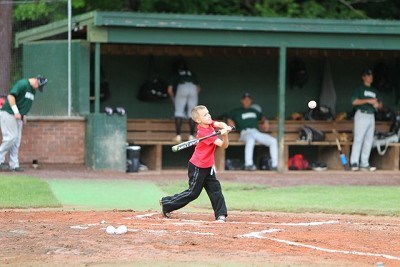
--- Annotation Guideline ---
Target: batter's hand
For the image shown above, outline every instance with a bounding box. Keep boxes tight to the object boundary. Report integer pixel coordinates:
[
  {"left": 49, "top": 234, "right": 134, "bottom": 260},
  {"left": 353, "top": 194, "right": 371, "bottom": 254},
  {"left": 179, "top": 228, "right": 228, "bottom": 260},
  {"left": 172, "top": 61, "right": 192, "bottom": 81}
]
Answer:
[{"left": 220, "top": 128, "right": 228, "bottom": 135}]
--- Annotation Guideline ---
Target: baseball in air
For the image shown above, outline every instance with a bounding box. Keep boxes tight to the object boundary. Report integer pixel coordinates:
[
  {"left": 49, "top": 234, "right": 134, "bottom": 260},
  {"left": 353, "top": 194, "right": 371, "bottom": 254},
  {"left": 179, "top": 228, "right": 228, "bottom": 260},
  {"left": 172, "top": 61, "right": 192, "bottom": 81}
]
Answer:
[
  {"left": 115, "top": 225, "right": 128, "bottom": 235},
  {"left": 308, "top": 100, "right": 317, "bottom": 109},
  {"left": 106, "top": 225, "right": 116, "bottom": 234}
]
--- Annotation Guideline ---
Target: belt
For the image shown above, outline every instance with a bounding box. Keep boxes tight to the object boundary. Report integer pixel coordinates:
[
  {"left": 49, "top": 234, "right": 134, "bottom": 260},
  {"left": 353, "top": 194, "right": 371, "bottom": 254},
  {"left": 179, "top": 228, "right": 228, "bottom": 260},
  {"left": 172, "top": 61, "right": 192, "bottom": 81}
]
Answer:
[{"left": 359, "top": 110, "right": 374, "bottom": 114}]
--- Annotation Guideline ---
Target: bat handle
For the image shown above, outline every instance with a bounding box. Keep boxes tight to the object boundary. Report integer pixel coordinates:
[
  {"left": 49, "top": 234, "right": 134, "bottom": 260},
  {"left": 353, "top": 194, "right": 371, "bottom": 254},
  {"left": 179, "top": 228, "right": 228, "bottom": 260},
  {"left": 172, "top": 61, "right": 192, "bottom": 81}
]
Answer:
[
  {"left": 339, "top": 154, "right": 347, "bottom": 165},
  {"left": 217, "top": 125, "right": 234, "bottom": 136}
]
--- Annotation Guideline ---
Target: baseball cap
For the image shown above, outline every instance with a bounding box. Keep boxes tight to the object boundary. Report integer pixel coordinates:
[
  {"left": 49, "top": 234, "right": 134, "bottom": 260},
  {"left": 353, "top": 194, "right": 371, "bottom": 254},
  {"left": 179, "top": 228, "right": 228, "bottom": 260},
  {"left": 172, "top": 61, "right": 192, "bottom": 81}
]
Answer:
[
  {"left": 242, "top": 92, "right": 252, "bottom": 99},
  {"left": 37, "top": 75, "right": 48, "bottom": 92},
  {"left": 362, "top": 68, "right": 373, "bottom": 76}
]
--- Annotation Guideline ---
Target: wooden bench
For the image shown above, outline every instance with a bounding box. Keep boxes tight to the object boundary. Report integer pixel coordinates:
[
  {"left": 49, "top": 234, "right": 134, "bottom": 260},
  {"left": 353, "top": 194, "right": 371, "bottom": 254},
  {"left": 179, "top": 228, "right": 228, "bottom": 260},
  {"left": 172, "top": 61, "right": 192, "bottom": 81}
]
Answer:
[
  {"left": 127, "top": 119, "right": 399, "bottom": 171},
  {"left": 218, "top": 120, "right": 399, "bottom": 171},
  {"left": 127, "top": 119, "right": 193, "bottom": 171}
]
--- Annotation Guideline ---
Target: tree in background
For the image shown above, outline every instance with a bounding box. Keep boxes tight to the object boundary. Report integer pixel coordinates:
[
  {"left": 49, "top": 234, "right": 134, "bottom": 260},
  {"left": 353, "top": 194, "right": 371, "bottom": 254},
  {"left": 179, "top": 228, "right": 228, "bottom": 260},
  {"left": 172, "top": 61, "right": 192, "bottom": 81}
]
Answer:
[
  {"left": 134, "top": 0, "right": 400, "bottom": 19},
  {"left": 2, "top": 0, "right": 400, "bottom": 92},
  {"left": 254, "top": 0, "right": 367, "bottom": 19},
  {"left": 0, "top": 0, "right": 12, "bottom": 95},
  {"left": 11, "top": 0, "right": 400, "bottom": 21}
]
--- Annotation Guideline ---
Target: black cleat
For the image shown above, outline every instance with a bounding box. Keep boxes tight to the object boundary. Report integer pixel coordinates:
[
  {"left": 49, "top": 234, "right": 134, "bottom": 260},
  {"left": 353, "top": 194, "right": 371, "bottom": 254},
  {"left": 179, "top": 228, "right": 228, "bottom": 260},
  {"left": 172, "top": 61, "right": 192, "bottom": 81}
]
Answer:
[
  {"left": 12, "top": 167, "right": 24, "bottom": 172},
  {"left": 159, "top": 197, "right": 171, "bottom": 218}
]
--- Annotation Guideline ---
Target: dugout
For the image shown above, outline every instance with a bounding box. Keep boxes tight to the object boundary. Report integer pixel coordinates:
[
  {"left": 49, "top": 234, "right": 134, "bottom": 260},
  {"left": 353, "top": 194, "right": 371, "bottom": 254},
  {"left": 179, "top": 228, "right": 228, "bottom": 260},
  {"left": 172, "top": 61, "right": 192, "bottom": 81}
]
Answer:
[{"left": 15, "top": 11, "right": 400, "bottom": 171}]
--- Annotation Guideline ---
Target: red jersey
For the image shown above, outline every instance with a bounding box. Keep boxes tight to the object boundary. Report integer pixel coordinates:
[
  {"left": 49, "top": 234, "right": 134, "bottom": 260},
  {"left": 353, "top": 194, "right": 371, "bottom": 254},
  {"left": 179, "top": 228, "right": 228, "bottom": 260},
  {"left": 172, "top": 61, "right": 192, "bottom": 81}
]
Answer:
[{"left": 189, "top": 121, "right": 218, "bottom": 168}]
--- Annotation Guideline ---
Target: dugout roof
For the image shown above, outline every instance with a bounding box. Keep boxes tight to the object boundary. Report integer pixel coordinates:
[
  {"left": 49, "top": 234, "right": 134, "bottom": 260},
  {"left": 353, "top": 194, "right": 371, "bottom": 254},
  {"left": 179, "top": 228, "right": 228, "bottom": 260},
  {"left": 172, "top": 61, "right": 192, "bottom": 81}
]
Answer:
[{"left": 16, "top": 10, "right": 400, "bottom": 51}]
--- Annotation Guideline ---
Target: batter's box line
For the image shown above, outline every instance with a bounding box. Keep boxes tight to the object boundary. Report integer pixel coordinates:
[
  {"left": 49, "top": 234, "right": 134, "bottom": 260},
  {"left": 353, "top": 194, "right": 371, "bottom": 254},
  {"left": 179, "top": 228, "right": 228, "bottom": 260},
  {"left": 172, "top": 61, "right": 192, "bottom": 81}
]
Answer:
[
  {"left": 239, "top": 230, "right": 400, "bottom": 261},
  {"left": 126, "top": 212, "right": 342, "bottom": 227},
  {"left": 70, "top": 220, "right": 107, "bottom": 229},
  {"left": 102, "top": 227, "right": 215, "bottom": 236},
  {"left": 269, "top": 237, "right": 400, "bottom": 261}
]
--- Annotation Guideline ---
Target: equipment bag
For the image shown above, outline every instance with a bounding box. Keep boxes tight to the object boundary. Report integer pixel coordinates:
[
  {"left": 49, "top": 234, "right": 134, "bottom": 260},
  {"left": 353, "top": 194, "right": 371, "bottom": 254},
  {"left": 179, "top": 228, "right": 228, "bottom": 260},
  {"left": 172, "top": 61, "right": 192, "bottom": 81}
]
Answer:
[
  {"left": 299, "top": 125, "right": 325, "bottom": 143},
  {"left": 372, "top": 112, "right": 400, "bottom": 155},
  {"left": 305, "top": 105, "right": 334, "bottom": 121},
  {"left": 372, "top": 132, "right": 399, "bottom": 155},
  {"left": 137, "top": 56, "right": 168, "bottom": 102},
  {"left": 389, "top": 112, "right": 400, "bottom": 135},
  {"left": 225, "top": 159, "right": 243, "bottom": 170},
  {"left": 288, "top": 154, "right": 309, "bottom": 170},
  {"left": 137, "top": 78, "right": 168, "bottom": 101},
  {"left": 258, "top": 154, "right": 272, "bottom": 170}
]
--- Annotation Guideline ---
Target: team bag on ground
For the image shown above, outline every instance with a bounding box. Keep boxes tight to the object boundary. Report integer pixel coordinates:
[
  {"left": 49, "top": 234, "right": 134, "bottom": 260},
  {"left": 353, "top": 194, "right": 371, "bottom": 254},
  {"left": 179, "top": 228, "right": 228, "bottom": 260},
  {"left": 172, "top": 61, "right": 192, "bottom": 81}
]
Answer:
[{"left": 288, "top": 154, "right": 309, "bottom": 170}]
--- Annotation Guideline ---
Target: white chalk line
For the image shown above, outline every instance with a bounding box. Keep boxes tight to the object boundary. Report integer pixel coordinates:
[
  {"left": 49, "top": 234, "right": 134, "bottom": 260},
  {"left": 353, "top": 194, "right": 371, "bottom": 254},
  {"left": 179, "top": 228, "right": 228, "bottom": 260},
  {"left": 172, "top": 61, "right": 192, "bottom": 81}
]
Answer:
[
  {"left": 266, "top": 220, "right": 339, "bottom": 226},
  {"left": 70, "top": 220, "right": 106, "bottom": 229},
  {"left": 269, "top": 237, "right": 400, "bottom": 261},
  {"left": 238, "top": 229, "right": 400, "bottom": 261},
  {"left": 239, "top": 229, "right": 281, "bottom": 238},
  {"left": 123, "top": 212, "right": 161, "bottom": 220},
  {"left": 130, "top": 212, "right": 341, "bottom": 227},
  {"left": 100, "top": 227, "right": 214, "bottom": 236}
]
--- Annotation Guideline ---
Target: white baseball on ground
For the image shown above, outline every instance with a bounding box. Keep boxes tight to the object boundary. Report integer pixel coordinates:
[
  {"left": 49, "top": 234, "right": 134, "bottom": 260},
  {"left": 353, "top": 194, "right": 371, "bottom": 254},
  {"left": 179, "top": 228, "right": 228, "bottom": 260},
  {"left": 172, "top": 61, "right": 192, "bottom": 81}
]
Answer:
[
  {"left": 308, "top": 100, "right": 317, "bottom": 109},
  {"left": 106, "top": 225, "right": 116, "bottom": 234},
  {"left": 115, "top": 225, "right": 128, "bottom": 235}
]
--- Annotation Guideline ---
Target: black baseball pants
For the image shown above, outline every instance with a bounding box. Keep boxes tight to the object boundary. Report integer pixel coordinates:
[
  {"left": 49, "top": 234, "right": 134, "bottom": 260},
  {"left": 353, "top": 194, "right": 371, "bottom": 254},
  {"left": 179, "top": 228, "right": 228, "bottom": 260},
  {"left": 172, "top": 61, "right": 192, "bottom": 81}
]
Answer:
[{"left": 161, "top": 161, "right": 227, "bottom": 219}]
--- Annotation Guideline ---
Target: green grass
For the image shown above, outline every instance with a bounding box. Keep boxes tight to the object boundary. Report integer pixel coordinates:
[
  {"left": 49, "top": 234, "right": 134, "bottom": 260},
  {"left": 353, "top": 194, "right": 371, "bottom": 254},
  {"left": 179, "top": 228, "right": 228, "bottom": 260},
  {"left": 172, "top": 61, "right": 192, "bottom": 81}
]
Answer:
[
  {"left": 0, "top": 176, "right": 61, "bottom": 208},
  {"left": 161, "top": 181, "right": 400, "bottom": 216},
  {"left": 47, "top": 179, "right": 165, "bottom": 210},
  {"left": 1, "top": 176, "right": 399, "bottom": 216}
]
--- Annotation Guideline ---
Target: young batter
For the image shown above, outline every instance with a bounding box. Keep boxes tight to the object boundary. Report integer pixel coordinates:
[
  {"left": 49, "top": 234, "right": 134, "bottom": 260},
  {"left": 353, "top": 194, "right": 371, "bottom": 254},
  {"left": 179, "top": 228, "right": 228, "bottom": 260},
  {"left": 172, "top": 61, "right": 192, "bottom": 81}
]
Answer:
[{"left": 159, "top": 105, "right": 233, "bottom": 222}]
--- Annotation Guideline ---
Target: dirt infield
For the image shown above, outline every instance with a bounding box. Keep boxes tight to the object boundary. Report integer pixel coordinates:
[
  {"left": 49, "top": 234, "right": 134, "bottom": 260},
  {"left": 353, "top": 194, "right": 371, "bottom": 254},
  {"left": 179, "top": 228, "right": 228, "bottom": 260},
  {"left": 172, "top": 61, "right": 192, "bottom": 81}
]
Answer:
[
  {"left": 1, "top": 165, "right": 400, "bottom": 266},
  {"left": 1, "top": 210, "right": 399, "bottom": 266}
]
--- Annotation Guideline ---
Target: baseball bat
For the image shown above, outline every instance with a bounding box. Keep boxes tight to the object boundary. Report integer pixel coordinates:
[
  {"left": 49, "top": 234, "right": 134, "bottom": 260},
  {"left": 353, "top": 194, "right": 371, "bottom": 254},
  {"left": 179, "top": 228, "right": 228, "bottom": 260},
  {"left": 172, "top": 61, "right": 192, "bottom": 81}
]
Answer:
[
  {"left": 172, "top": 126, "right": 235, "bottom": 152},
  {"left": 332, "top": 129, "right": 350, "bottom": 170}
]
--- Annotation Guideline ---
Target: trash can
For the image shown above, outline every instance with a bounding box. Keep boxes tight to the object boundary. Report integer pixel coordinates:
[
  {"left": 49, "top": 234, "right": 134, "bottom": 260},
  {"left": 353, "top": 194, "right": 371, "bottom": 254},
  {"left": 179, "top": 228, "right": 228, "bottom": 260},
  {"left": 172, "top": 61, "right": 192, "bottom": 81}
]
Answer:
[{"left": 126, "top": 146, "right": 141, "bottom": 173}]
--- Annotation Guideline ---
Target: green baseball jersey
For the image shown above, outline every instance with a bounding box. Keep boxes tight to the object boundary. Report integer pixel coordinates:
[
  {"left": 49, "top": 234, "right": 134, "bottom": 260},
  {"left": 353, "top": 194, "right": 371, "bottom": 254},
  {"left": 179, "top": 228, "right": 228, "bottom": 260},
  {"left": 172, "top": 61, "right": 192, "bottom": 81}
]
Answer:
[
  {"left": 227, "top": 107, "right": 262, "bottom": 131},
  {"left": 351, "top": 85, "right": 380, "bottom": 113},
  {"left": 1, "top": 78, "right": 36, "bottom": 116}
]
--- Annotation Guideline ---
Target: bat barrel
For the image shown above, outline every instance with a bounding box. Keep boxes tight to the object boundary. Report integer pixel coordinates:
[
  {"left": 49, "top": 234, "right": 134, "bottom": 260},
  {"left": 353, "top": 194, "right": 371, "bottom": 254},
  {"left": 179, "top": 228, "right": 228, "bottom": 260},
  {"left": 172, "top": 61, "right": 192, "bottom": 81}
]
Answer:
[{"left": 172, "top": 139, "right": 199, "bottom": 152}]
